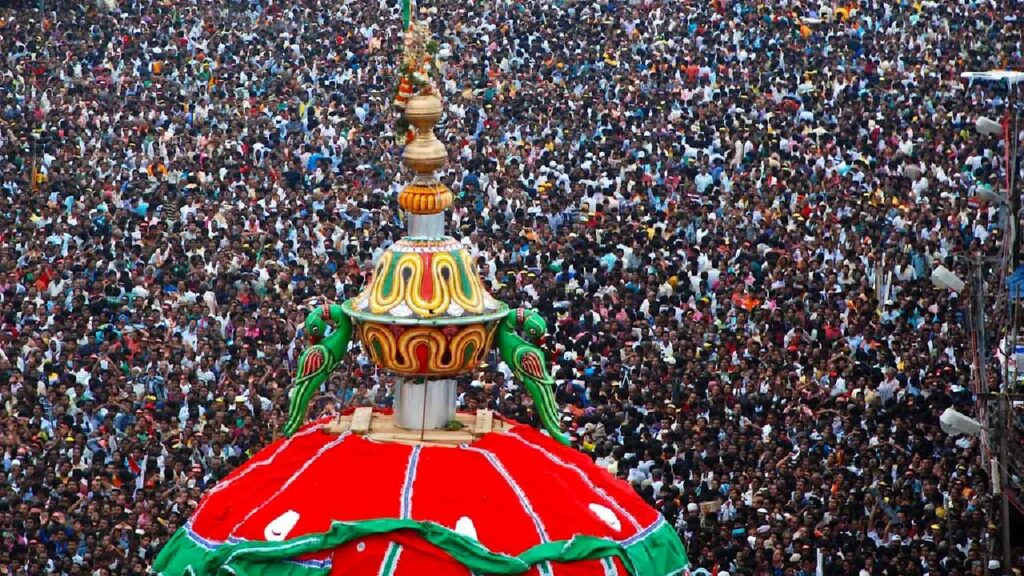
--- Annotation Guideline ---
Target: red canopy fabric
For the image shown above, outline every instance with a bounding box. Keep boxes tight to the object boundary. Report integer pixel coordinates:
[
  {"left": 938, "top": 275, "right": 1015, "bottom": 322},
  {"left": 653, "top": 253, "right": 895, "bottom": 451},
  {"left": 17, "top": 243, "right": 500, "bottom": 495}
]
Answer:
[{"left": 158, "top": 417, "right": 686, "bottom": 576}]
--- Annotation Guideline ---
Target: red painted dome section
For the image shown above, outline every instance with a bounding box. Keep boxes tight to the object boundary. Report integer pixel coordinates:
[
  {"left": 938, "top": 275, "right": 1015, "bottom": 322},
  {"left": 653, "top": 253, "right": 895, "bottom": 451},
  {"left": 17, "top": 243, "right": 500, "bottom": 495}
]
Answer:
[{"left": 176, "top": 417, "right": 671, "bottom": 575}]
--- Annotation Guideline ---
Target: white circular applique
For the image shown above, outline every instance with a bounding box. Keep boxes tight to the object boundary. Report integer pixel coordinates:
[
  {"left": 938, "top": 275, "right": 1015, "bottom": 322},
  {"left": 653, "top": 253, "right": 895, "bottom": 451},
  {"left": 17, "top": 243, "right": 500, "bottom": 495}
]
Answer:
[
  {"left": 391, "top": 303, "right": 414, "bottom": 317},
  {"left": 356, "top": 541, "right": 366, "bottom": 552},
  {"left": 356, "top": 298, "right": 369, "bottom": 310},
  {"left": 589, "top": 503, "right": 621, "bottom": 532},
  {"left": 447, "top": 302, "right": 465, "bottom": 317},
  {"left": 455, "top": 516, "right": 478, "bottom": 541},
  {"left": 263, "top": 510, "right": 300, "bottom": 541}
]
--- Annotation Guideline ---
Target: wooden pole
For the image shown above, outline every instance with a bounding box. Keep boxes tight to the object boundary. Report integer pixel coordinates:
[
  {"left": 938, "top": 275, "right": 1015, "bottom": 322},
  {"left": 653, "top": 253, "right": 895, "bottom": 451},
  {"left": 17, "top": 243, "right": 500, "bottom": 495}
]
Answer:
[{"left": 420, "top": 378, "right": 428, "bottom": 442}]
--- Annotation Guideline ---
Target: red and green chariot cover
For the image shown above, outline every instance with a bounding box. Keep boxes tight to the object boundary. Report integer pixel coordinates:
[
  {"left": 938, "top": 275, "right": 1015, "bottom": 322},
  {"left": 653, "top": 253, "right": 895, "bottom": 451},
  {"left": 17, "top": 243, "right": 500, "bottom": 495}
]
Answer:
[{"left": 153, "top": 417, "right": 689, "bottom": 576}]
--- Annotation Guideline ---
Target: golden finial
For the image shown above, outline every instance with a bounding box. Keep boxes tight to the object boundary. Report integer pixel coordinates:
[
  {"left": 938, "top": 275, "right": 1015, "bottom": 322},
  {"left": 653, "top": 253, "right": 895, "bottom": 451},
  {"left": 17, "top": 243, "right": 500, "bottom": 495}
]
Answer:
[
  {"left": 398, "top": 94, "right": 453, "bottom": 215},
  {"left": 394, "top": 20, "right": 452, "bottom": 216}
]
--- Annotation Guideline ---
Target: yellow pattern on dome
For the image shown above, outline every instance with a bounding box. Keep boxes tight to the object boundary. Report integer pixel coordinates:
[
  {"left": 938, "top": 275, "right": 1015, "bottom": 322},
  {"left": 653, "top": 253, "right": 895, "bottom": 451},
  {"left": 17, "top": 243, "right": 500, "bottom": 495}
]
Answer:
[
  {"left": 361, "top": 248, "right": 487, "bottom": 317},
  {"left": 358, "top": 323, "right": 497, "bottom": 377}
]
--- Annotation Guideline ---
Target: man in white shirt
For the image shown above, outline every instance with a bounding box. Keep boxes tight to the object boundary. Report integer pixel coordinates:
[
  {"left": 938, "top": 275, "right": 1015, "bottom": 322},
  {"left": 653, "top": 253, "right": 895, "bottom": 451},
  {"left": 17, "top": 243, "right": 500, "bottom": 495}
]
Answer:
[{"left": 694, "top": 166, "right": 714, "bottom": 194}]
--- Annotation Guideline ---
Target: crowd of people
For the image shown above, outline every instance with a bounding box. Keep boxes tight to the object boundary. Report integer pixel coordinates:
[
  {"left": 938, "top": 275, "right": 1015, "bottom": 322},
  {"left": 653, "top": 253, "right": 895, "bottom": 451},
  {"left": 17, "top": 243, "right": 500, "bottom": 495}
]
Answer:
[{"left": 0, "top": 0, "right": 1022, "bottom": 574}]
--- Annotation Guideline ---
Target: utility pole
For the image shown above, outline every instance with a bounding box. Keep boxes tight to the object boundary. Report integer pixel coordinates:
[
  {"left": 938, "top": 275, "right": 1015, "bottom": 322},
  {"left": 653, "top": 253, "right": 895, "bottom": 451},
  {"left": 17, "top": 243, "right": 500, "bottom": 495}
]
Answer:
[
  {"left": 1002, "top": 385, "right": 1012, "bottom": 573},
  {"left": 977, "top": 252, "right": 988, "bottom": 396},
  {"left": 1006, "top": 80, "right": 1022, "bottom": 575},
  {"left": 974, "top": 251, "right": 1000, "bottom": 576},
  {"left": 1001, "top": 81, "right": 1020, "bottom": 576}
]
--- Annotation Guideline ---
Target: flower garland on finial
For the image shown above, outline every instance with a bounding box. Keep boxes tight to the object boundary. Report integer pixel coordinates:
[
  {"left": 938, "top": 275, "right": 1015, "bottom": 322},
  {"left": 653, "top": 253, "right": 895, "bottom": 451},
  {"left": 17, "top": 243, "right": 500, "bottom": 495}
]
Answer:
[{"left": 394, "top": 16, "right": 440, "bottom": 146}]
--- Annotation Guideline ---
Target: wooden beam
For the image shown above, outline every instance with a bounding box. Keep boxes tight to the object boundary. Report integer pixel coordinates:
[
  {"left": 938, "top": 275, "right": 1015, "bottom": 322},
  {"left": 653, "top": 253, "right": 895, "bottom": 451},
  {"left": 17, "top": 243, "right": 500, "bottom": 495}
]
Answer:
[
  {"left": 474, "top": 410, "right": 494, "bottom": 436},
  {"left": 320, "top": 410, "right": 508, "bottom": 444},
  {"left": 350, "top": 407, "right": 373, "bottom": 434}
]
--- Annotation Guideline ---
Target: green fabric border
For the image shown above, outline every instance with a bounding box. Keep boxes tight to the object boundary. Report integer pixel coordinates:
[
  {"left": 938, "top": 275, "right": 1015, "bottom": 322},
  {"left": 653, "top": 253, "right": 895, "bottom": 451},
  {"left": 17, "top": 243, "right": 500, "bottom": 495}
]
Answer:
[
  {"left": 153, "top": 518, "right": 687, "bottom": 576},
  {"left": 153, "top": 529, "right": 328, "bottom": 576}
]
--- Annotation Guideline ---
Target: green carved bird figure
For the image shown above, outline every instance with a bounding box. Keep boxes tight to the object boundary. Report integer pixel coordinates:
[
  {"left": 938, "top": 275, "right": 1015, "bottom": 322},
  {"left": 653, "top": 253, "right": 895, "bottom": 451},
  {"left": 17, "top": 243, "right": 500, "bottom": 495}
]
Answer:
[
  {"left": 283, "top": 303, "right": 353, "bottom": 437},
  {"left": 495, "top": 308, "right": 569, "bottom": 445}
]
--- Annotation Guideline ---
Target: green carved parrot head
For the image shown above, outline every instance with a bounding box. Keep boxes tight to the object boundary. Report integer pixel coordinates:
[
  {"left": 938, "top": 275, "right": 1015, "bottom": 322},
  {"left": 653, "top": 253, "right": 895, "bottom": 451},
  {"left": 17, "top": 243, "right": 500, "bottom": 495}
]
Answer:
[
  {"left": 521, "top": 310, "right": 548, "bottom": 344},
  {"left": 304, "top": 305, "right": 329, "bottom": 344}
]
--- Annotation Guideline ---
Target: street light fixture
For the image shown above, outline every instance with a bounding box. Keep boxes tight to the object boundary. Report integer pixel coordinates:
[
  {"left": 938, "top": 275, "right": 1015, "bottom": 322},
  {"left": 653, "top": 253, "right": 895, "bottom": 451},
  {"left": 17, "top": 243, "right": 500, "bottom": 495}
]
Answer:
[
  {"left": 977, "top": 187, "right": 1009, "bottom": 206},
  {"left": 940, "top": 407, "right": 984, "bottom": 437},
  {"left": 977, "top": 116, "right": 1004, "bottom": 137},
  {"left": 930, "top": 265, "right": 966, "bottom": 292}
]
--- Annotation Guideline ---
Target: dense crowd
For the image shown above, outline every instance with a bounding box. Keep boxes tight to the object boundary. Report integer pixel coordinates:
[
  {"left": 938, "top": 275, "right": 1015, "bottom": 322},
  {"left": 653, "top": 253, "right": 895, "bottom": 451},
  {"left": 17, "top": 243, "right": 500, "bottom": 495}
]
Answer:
[{"left": 1, "top": 0, "right": 1023, "bottom": 574}]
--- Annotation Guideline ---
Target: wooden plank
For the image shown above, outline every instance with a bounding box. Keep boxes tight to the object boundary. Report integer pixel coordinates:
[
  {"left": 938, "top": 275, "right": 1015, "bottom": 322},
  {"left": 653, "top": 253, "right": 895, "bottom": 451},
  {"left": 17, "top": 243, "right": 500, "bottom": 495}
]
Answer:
[
  {"left": 474, "top": 410, "right": 493, "bottom": 436},
  {"left": 367, "top": 430, "right": 476, "bottom": 446},
  {"left": 455, "top": 412, "right": 477, "bottom": 429},
  {"left": 321, "top": 419, "right": 350, "bottom": 435},
  {"left": 350, "top": 407, "right": 373, "bottom": 434},
  {"left": 320, "top": 411, "right": 510, "bottom": 444}
]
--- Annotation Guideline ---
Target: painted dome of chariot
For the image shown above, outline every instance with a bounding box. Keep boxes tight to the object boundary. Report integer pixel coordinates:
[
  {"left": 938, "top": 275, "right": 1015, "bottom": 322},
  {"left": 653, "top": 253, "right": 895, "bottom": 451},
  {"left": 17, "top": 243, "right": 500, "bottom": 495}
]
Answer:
[
  {"left": 341, "top": 237, "right": 508, "bottom": 378},
  {"left": 344, "top": 237, "right": 505, "bottom": 323}
]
